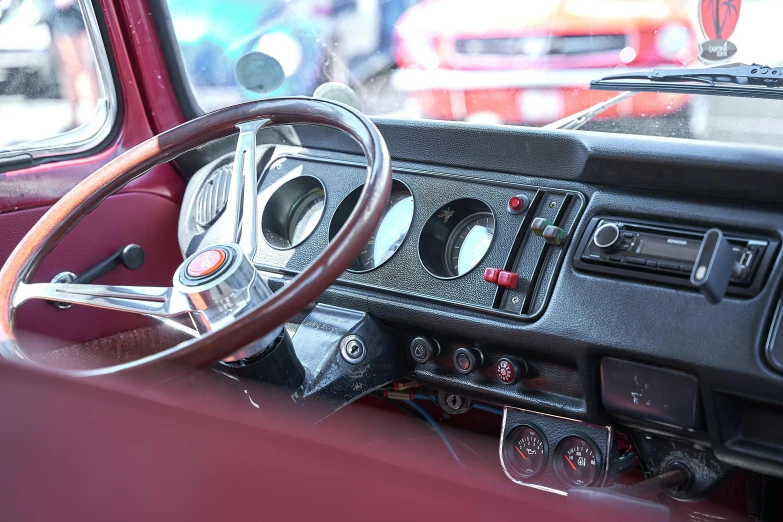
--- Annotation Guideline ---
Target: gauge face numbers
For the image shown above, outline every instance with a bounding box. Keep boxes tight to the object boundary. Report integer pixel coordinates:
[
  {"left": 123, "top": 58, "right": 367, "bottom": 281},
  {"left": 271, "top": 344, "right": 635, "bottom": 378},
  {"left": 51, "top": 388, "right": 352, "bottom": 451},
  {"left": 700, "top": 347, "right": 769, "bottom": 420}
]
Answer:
[
  {"left": 287, "top": 189, "right": 326, "bottom": 246},
  {"left": 503, "top": 425, "right": 547, "bottom": 479},
  {"left": 445, "top": 212, "right": 495, "bottom": 277},
  {"left": 554, "top": 436, "right": 601, "bottom": 487},
  {"left": 352, "top": 190, "right": 415, "bottom": 272}
]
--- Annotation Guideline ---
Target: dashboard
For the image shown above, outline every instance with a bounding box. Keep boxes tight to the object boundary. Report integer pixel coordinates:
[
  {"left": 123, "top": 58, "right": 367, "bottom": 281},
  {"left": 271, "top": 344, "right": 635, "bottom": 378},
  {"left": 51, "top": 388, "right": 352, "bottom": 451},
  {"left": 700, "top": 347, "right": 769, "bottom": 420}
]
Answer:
[{"left": 176, "top": 120, "right": 783, "bottom": 496}]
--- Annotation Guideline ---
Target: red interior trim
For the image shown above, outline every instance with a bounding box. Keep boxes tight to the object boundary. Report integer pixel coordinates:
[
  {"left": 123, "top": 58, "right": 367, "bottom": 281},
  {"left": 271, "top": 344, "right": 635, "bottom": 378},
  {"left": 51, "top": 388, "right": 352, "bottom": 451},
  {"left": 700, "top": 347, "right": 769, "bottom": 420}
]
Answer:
[{"left": 0, "top": 0, "right": 186, "bottom": 214}]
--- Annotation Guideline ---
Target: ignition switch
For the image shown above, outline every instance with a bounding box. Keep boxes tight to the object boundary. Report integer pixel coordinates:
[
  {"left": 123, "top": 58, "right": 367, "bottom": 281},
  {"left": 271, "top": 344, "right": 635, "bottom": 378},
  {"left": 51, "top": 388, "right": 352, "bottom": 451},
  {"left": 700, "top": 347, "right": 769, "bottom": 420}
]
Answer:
[{"left": 437, "top": 390, "right": 473, "bottom": 415}]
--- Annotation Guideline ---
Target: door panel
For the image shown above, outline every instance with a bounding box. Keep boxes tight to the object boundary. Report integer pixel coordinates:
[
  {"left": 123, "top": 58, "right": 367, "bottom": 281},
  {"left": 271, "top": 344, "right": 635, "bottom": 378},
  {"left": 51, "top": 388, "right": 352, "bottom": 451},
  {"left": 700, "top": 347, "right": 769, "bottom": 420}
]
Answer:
[
  {"left": 6, "top": 192, "right": 182, "bottom": 347},
  {"left": 0, "top": 0, "right": 187, "bottom": 347}
]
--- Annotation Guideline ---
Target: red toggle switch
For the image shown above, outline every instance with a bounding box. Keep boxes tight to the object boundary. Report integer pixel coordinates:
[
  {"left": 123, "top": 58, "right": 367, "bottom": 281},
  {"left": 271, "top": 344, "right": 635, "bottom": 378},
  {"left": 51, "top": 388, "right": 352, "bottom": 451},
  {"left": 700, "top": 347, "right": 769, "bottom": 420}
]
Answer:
[
  {"left": 483, "top": 267, "right": 501, "bottom": 284},
  {"left": 497, "top": 271, "right": 519, "bottom": 289}
]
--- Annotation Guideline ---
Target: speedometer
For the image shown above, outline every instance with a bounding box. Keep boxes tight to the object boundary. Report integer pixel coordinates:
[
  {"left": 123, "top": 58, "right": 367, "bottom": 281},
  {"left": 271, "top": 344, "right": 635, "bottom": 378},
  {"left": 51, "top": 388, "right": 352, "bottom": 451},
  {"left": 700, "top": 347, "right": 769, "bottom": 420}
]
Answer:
[
  {"left": 329, "top": 180, "right": 414, "bottom": 272},
  {"left": 352, "top": 191, "right": 414, "bottom": 271}
]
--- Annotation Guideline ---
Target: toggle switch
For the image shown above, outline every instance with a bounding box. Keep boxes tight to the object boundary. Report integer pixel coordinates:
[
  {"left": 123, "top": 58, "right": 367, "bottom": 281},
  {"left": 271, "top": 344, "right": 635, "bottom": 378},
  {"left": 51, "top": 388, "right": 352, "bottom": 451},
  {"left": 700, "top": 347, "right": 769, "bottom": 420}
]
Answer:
[
  {"left": 542, "top": 225, "right": 567, "bottom": 245},
  {"left": 483, "top": 267, "right": 501, "bottom": 284},
  {"left": 531, "top": 218, "right": 553, "bottom": 236},
  {"left": 497, "top": 271, "right": 519, "bottom": 289}
]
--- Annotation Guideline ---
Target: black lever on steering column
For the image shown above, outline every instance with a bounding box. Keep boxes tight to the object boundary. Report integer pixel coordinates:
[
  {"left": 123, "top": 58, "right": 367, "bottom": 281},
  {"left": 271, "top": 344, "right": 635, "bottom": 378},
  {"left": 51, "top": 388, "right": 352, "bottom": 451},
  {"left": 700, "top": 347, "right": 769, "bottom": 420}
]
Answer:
[{"left": 49, "top": 244, "right": 145, "bottom": 309}]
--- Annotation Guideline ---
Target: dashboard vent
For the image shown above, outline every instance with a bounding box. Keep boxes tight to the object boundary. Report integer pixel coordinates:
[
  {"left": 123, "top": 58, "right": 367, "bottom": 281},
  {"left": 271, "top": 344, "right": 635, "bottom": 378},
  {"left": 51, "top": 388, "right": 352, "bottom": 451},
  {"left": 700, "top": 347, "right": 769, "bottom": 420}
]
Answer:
[{"left": 195, "top": 162, "right": 233, "bottom": 227}]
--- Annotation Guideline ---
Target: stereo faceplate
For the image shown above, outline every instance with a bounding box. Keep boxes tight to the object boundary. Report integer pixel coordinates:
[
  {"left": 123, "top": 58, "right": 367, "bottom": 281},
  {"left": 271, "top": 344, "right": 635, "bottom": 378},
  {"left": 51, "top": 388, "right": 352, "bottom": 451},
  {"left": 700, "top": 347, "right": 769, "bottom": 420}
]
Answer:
[{"left": 574, "top": 217, "right": 778, "bottom": 298}]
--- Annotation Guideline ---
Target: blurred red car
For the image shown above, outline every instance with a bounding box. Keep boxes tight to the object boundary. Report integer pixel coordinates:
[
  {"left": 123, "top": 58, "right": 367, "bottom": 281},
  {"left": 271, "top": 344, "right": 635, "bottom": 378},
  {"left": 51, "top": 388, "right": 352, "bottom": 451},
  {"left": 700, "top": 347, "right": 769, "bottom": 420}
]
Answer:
[{"left": 392, "top": 0, "right": 697, "bottom": 124}]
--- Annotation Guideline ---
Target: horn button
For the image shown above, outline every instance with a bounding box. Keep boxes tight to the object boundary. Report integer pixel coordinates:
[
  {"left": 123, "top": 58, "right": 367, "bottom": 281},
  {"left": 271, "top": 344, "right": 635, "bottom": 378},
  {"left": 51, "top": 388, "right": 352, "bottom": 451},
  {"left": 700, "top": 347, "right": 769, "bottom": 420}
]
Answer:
[{"left": 187, "top": 249, "right": 227, "bottom": 278}]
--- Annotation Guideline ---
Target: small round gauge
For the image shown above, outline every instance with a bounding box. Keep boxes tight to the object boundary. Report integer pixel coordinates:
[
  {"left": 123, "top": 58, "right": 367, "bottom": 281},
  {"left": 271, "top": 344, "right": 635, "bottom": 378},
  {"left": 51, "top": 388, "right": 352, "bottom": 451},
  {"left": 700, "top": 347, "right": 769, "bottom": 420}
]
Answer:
[
  {"left": 445, "top": 212, "right": 495, "bottom": 276},
  {"left": 329, "top": 180, "right": 414, "bottom": 272},
  {"left": 502, "top": 425, "right": 548, "bottom": 479},
  {"left": 287, "top": 189, "right": 325, "bottom": 246},
  {"left": 262, "top": 176, "right": 326, "bottom": 249},
  {"left": 419, "top": 199, "right": 496, "bottom": 279},
  {"left": 553, "top": 436, "right": 602, "bottom": 487}
]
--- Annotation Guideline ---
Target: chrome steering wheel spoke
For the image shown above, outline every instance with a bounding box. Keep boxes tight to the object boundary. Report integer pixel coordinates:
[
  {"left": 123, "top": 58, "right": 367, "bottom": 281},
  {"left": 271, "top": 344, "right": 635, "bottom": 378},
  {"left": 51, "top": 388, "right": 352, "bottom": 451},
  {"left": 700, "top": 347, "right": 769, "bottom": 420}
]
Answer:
[
  {"left": 224, "top": 119, "right": 270, "bottom": 259},
  {"left": 13, "top": 282, "right": 194, "bottom": 318}
]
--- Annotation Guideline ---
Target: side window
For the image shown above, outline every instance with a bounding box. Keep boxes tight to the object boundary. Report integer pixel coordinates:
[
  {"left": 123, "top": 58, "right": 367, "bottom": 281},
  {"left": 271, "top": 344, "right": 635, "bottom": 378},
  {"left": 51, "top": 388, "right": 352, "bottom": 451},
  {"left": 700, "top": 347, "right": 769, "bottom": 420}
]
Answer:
[{"left": 0, "top": 0, "right": 116, "bottom": 158}]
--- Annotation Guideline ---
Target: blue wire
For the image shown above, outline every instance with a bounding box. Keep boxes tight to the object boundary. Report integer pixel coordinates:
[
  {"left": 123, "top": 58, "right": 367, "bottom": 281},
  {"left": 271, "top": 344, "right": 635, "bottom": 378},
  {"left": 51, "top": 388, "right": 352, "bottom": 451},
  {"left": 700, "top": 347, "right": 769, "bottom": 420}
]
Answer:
[
  {"left": 471, "top": 403, "right": 504, "bottom": 416},
  {"left": 404, "top": 400, "right": 465, "bottom": 467}
]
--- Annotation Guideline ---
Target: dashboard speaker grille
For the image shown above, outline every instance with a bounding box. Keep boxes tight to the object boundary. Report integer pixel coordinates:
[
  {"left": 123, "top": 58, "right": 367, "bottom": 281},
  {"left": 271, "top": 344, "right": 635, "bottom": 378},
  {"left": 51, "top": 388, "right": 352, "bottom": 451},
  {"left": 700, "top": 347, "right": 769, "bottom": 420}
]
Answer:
[{"left": 195, "top": 162, "right": 233, "bottom": 227}]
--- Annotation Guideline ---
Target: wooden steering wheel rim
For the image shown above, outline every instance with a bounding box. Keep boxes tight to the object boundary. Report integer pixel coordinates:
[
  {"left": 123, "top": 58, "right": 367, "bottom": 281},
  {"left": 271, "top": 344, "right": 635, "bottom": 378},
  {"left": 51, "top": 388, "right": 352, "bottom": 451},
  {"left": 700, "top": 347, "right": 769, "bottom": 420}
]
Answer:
[{"left": 0, "top": 98, "right": 392, "bottom": 383}]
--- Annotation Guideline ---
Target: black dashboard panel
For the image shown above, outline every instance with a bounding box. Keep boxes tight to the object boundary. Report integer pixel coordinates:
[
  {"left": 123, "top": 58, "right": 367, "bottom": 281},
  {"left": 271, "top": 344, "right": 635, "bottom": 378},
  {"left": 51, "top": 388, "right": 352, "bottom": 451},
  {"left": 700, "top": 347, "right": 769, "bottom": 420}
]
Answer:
[
  {"left": 177, "top": 122, "right": 783, "bottom": 480},
  {"left": 180, "top": 148, "right": 584, "bottom": 320}
]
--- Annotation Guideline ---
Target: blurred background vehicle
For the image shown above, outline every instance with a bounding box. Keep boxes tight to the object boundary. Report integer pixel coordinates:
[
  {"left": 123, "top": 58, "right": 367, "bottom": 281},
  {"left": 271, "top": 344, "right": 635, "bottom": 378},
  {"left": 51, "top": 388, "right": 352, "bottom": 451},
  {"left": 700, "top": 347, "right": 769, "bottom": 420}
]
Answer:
[
  {"left": 6, "top": 0, "right": 782, "bottom": 151},
  {"left": 392, "top": 0, "right": 698, "bottom": 126},
  {"left": 0, "top": 0, "right": 58, "bottom": 98},
  {"left": 167, "top": 0, "right": 417, "bottom": 113}
]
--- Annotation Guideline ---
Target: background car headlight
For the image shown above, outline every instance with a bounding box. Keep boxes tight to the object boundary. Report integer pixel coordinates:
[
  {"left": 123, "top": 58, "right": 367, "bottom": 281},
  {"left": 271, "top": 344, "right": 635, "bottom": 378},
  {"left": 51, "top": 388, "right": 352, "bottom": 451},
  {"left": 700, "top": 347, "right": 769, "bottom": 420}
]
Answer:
[{"left": 656, "top": 24, "right": 691, "bottom": 62}]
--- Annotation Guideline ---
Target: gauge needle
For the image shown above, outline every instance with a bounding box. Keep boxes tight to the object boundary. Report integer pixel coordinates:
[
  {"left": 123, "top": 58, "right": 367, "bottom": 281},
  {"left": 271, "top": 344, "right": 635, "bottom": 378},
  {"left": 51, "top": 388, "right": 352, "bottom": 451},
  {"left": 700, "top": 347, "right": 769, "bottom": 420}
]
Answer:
[
  {"left": 565, "top": 455, "right": 577, "bottom": 471},
  {"left": 514, "top": 446, "right": 527, "bottom": 460}
]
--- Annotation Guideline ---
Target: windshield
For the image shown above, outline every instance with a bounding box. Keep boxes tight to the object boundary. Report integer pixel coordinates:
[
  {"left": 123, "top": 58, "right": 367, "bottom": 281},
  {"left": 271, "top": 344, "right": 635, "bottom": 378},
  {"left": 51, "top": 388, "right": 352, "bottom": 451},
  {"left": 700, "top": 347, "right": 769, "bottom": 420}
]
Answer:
[{"left": 163, "top": 0, "right": 783, "bottom": 147}]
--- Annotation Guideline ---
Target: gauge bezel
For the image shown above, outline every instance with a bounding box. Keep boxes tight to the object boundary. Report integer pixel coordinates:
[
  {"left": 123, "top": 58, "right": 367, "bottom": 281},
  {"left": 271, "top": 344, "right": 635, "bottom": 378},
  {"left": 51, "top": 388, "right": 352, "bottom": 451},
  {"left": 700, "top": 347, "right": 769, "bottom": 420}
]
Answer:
[
  {"left": 261, "top": 175, "right": 326, "bottom": 250},
  {"left": 552, "top": 434, "right": 603, "bottom": 488},
  {"left": 418, "top": 198, "right": 497, "bottom": 280},
  {"left": 502, "top": 424, "right": 549, "bottom": 480},
  {"left": 328, "top": 179, "right": 415, "bottom": 273}
]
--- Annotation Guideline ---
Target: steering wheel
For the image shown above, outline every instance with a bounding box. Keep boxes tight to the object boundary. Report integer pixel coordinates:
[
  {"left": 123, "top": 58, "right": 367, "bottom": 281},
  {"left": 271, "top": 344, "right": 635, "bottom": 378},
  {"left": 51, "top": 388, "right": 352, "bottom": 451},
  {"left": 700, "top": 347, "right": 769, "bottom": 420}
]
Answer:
[{"left": 0, "top": 98, "right": 392, "bottom": 383}]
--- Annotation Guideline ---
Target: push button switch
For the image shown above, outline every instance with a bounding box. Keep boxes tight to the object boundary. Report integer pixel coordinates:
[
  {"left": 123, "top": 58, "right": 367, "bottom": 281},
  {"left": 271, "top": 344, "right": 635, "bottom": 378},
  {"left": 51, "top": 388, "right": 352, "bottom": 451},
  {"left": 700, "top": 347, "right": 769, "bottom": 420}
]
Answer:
[
  {"left": 507, "top": 194, "right": 529, "bottom": 215},
  {"left": 453, "top": 347, "right": 483, "bottom": 375},
  {"left": 496, "top": 357, "right": 528, "bottom": 385},
  {"left": 410, "top": 336, "right": 440, "bottom": 364}
]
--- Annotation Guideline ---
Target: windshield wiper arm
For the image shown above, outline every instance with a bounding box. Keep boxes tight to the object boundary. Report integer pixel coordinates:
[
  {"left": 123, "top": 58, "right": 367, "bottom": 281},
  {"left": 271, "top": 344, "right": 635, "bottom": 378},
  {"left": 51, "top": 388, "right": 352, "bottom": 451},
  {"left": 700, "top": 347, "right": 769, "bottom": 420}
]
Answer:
[
  {"left": 544, "top": 91, "right": 634, "bottom": 130},
  {"left": 591, "top": 63, "right": 783, "bottom": 100}
]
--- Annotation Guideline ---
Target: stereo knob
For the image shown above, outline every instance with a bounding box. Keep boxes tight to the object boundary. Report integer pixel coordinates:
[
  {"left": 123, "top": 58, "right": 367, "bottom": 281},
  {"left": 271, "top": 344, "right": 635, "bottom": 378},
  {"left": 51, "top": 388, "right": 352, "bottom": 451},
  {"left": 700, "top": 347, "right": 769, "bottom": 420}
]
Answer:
[{"left": 593, "top": 223, "right": 621, "bottom": 250}]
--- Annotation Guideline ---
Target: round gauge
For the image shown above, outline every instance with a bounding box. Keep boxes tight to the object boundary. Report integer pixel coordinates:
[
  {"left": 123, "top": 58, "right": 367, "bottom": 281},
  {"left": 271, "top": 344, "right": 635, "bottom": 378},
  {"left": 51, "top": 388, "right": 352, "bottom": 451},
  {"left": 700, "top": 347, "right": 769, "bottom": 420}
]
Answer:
[
  {"left": 329, "top": 180, "right": 414, "bottom": 272},
  {"left": 286, "top": 189, "right": 325, "bottom": 246},
  {"left": 553, "top": 436, "right": 602, "bottom": 487},
  {"left": 445, "top": 212, "right": 495, "bottom": 276},
  {"left": 419, "top": 199, "right": 496, "bottom": 279},
  {"left": 502, "top": 425, "right": 548, "bottom": 479},
  {"left": 262, "top": 176, "right": 326, "bottom": 249}
]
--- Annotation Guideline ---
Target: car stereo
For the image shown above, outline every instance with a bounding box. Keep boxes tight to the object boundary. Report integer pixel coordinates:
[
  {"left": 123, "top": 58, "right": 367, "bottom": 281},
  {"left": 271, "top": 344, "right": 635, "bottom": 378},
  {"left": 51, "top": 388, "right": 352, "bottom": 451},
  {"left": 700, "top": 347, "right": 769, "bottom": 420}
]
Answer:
[{"left": 574, "top": 217, "right": 778, "bottom": 298}]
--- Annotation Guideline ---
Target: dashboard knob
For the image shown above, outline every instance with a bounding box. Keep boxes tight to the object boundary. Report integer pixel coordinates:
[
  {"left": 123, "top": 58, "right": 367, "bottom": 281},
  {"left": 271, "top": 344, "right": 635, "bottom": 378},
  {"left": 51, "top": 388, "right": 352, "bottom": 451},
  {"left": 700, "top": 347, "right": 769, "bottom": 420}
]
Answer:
[
  {"left": 496, "top": 356, "right": 528, "bottom": 385},
  {"left": 593, "top": 223, "right": 621, "bottom": 250},
  {"left": 453, "top": 347, "right": 483, "bottom": 375},
  {"left": 410, "top": 336, "right": 440, "bottom": 364}
]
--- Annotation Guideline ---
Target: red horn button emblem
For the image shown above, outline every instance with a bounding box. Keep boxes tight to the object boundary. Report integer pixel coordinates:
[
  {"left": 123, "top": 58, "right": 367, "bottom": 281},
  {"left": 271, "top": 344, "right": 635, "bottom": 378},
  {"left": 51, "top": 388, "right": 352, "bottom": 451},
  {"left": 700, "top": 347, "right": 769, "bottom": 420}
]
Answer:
[{"left": 187, "top": 249, "right": 227, "bottom": 278}]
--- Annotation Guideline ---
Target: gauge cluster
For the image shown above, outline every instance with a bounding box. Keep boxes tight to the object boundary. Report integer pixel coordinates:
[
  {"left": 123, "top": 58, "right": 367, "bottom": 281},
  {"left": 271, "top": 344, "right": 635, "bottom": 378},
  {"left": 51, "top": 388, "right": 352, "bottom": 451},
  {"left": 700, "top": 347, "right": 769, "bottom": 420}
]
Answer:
[
  {"left": 500, "top": 407, "right": 616, "bottom": 494},
  {"left": 178, "top": 146, "right": 584, "bottom": 321}
]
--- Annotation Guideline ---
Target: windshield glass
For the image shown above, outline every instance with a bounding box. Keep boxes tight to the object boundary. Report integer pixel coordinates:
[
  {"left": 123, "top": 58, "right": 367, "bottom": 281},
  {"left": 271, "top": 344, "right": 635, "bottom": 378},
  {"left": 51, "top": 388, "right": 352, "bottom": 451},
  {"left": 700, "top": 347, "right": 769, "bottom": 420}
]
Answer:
[{"left": 163, "top": 0, "right": 783, "bottom": 147}]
